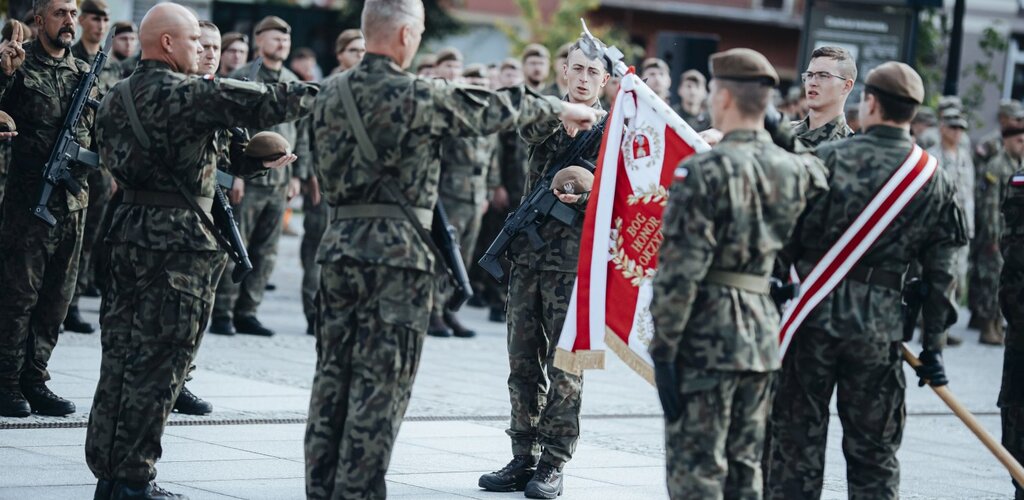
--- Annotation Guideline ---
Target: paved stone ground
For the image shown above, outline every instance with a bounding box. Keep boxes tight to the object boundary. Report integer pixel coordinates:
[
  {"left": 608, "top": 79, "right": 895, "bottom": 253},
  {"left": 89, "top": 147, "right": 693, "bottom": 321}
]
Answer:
[{"left": 0, "top": 215, "right": 1017, "bottom": 499}]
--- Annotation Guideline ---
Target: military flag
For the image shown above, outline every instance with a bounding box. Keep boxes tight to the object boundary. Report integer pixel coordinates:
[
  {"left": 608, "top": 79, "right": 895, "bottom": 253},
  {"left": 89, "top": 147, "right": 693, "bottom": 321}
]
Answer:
[{"left": 553, "top": 70, "right": 709, "bottom": 384}]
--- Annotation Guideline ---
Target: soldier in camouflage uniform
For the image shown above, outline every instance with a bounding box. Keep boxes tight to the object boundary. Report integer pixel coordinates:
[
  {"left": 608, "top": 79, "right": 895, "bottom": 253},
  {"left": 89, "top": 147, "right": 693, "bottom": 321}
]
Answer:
[
  {"left": 674, "top": 69, "right": 711, "bottom": 133},
  {"left": 303, "top": 2, "right": 602, "bottom": 497},
  {"left": 976, "top": 101, "right": 1024, "bottom": 166},
  {"left": 0, "top": 1, "right": 95, "bottom": 418},
  {"left": 791, "top": 46, "right": 855, "bottom": 149},
  {"left": 84, "top": 5, "right": 316, "bottom": 499},
  {"left": 972, "top": 129, "right": 1024, "bottom": 345},
  {"left": 477, "top": 39, "right": 607, "bottom": 500},
  {"left": 650, "top": 47, "right": 827, "bottom": 500},
  {"left": 928, "top": 109, "right": 974, "bottom": 311},
  {"left": 767, "top": 62, "right": 967, "bottom": 500},
  {"left": 0, "top": 21, "right": 19, "bottom": 210},
  {"left": 1000, "top": 164, "right": 1024, "bottom": 500},
  {"left": 210, "top": 16, "right": 312, "bottom": 337}
]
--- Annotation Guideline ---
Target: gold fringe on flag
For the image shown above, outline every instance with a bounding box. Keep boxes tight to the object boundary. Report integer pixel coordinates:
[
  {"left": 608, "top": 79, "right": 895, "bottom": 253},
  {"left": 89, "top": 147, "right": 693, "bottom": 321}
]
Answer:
[
  {"left": 604, "top": 328, "right": 655, "bottom": 386},
  {"left": 553, "top": 347, "right": 605, "bottom": 376}
]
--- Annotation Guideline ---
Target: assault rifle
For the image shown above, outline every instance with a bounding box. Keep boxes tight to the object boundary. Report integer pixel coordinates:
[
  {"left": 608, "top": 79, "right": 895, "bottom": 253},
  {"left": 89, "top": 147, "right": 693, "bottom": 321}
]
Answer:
[
  {"left": 32, "top": 30, "right": 115, "bottom": 226},
  {"left": 477, "top": 119, "right": 605, "bottom": 282},
  {"left": 433, "top": 199, "right": 474, "bottom": 311}
]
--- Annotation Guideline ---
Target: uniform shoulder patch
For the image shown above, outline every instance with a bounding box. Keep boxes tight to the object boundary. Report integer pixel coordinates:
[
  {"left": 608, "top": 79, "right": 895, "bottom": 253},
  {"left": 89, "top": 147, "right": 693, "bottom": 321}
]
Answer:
[
  {"left": 1011, "top": 172, "right": 1024, "bottom": 188},
  {"left": 673, "top": 166, "right": 688, "bottom": 182},
  {"left": 986, "top": 172, "right": 999, "bottom": 185}
]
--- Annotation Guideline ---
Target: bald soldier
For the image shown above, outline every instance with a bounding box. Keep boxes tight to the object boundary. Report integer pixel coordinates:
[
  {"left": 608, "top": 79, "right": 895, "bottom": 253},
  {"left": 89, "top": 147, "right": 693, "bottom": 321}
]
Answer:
[
  {"left": 767, "top": 62, "right": 966, "bottom": 500},
  {"left": 650, "top": 48, "right": 827, "bottom": 499},
  {"left": 303, "top": 0, "right": 602, "bottom": 497},
  {"left": 84, "top": 5, "right": 316, "bottom": 498}
]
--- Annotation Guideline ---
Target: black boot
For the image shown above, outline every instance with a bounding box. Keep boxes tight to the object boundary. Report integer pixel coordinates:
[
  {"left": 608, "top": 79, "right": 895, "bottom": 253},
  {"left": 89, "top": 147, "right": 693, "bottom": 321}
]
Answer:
[
  {"left": 64, "top": 306, "right": 95, "bottom": 334},
  {"left": 478, "top": 455, "right": 539, "bottom": 492},
  {"left": 111, "top": 481, "right": 188, "bottom": 500},
  {"left": 234, "top": 316, "right": 274, "bottom": 336},
  {"left": 207, "top": 317, "right": 234, "bottom": 335},
  {"left": 173, "top": 386, "right": 213, "bottom": 415},
  {"left": 488, "top": 307, "right": 506, "bottom": 323},
  {"left": 525, "top": 462, "right": 564, "bottom": 499},
  {"left": 21, "top": 383, "right": 76, "bottom": 416},
  {"left": 94, "top": 479, "right": 115, "bottom": 500},
  {"left": 443, "top": 310, "right": 476, "bottom": 338},
  {"left": 83, "top": 285, "right": 102, "bottom": 298},
  {"left": 0, "top": 387, "right": 30, "bottom": 417},
  {"left": 427, "top": 313, "right": 452, "bottom": 338}
]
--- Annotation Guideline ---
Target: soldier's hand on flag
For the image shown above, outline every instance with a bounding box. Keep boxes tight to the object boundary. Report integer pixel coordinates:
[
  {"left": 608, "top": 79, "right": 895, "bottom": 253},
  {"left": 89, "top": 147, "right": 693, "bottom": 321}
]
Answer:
[
  {"left": 559, "top": 104, "right": 606, "bottom": 137},
  {"left": 0, "top": 21, "right": 26, "bottom": 77}
]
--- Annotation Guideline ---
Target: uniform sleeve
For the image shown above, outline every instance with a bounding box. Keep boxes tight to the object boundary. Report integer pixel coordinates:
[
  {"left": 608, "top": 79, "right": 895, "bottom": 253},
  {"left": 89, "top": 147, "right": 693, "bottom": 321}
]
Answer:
[
  {"left": 777, "top": 150, "right": 831, "bottom": 272},
  {"left": 0, "top": 68, "right": 16, "bottom": 105},
  {"left": 486, "top": 135, "right": 501, "bottom": 192},
  {"left": 426, "top": 81, "right": 564, "bottom": 141},
  {"left": 648, "top": 155, "right": 718, "bottom": 362},
  {"left": 186, "top": 77, "right": 318, "bottom": 136},
  {"left": 291, "top": 114, "right": 313, "bottom": 180},
  {"left": 919, "top": 180, "right": 969, "bottom": 351},
  {"left": 975, "top": 159, "right": 1004, "bottom": 245}
]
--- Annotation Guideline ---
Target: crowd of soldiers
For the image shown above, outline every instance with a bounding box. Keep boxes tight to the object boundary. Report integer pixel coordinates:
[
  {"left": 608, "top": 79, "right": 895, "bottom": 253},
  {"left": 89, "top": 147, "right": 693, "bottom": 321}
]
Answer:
[{"left": 0, "top": 0, "right": 1021, "bottom": 499}]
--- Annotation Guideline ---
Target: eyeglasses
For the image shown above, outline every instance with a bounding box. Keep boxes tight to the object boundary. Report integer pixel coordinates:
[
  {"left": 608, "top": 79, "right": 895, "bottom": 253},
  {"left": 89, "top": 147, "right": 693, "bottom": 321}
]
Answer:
[{"left": 801, "top": 71, "right": 849, "bottom": 82}]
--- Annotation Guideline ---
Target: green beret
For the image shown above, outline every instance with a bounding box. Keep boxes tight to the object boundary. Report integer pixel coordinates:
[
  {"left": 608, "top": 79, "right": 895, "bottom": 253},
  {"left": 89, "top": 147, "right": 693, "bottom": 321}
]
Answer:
[
  {"left": 641, "top": 58, "right": 669, "bottom": 74},
  {"left": 245, "top": 132, "right": 290, "bottom": 160},
  {"left": 680, "top": 69, "right": 706, "bottom": 87},
  {"left": 113, "top": 21, "right": 136, "bottom": 36},
  {"left": 434, "top": 47, "right": 462, "bottom": 65},
  {"left": 221, "top": 32, "right": 247, "bottom": 50},
  {"left": 522, "top": 43, "right": 550, "bottom": 62},
  {"left": 80, "top": 0, "right": 109, "bottom": 17},
  {"left": 463, "top": 63, "right": 486, "bottom": 79},
  {"left": 865, "top": 61, "right": 924, "bottom": 104},
  {"left": 710, "top": 48, "right": 779, "bottom": 86},
  {"left": 254, "top": 16, "right": 290, "bottom": 35}
]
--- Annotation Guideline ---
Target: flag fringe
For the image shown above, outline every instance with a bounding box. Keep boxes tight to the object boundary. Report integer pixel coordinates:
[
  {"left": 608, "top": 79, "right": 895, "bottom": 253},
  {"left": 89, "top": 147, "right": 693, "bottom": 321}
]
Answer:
[
  {"left": 553, "top": 347, "right": 605, "bottom": 376},
  {"left": 603, "top": 329, "right": 655, "bottom": 386}
]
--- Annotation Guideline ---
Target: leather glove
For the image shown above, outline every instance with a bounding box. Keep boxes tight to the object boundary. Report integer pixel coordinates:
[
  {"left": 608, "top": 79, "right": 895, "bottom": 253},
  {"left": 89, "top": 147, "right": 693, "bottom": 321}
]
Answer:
[
  {"left": 653, "top": 361, "right": 682, "bottom": 421},
  {"left": 769, "top": 277, "right": 797, "bottom": 310},
  {"left": 914, "top": 349, "right": 948, "bottom": 387}
]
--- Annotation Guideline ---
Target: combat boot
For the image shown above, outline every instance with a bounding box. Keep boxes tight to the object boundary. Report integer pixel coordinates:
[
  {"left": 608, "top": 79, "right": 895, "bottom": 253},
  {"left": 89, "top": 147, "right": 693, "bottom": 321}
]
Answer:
[
  {"left": 173, "top": 386, "right": 213, "bottom": 415},
  {"left": 83, "top": 285, "right": 102, "bottom": 298},
  {"left": 94, "top": 479, "right": 114, "bottom": 500},
  {"left": 443, "top": 310, "right": 476, "bottom": 338},
  {"left": 234, "top": 316, "right": 274, "bottom": 337},
  {"left": 980, "top": 319, "right": 1005, "bottom": 345},
  {"left": 478, "top": 455, "right": 539, "bottom": 492},
  {"left": 428, "top": 313, "right": 452, "bottom": 338},
  {"left": 110, "top": 481, "right": 188, "bottom": 500},
  {"left": 64, "top": 306, "right": 95, "bottom": 334},
  {"left": 21, "top": 383, "right": 75, "bottom": 416},
  {"left": 488, "top": 306, "right": 506, "bottom": 323},
  {"left": 0, "top": 388, "right": 30, "bottom": 417},
  {"left": 207, "top": 317, "right": 234, "bottom": 336},
  {"left": 524, "top": 461, "right": 564, "bottom": 499}
]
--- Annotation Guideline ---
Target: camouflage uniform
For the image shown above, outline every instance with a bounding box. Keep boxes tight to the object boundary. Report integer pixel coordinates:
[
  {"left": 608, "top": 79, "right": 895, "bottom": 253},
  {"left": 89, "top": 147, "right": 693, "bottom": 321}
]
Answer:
[
  {"left": 305, "top": 54, "right": 567, "bottom": 499},
  {"left": 970, "top": 150, "right": 1020, "bottom": 323},
  {"left": 650, "top": 129, "right": 826, "bottom": 499},
  {"left": 0, "top": 140, "right": 9, "bottom": 207},
  {"left": 0, "top": 41, "right": 93, "bottom": 390},
  {"left": 212, "top": 62, "right": 311, "bottom": 324},
  {"left": 301, "top": 176, "right": 327, "bottom": 329},
  {"left": 975, "top": 128, "right": 1004, "bottom": 167},
  {"left": 767, "top": 125, "right": 967, "bottom": 500},
  {"left": 1000, "top": 169, "right": 1024, "bottom": 499},
  {"left": 84, "top": 59, "right": 316, "bottom": 483},
  {"left": 928, "top": 144, "right": 975, "bottom": 295},
  {"left": 790, "top": 114, "right": 853, "bottom": 149},
  {"left": 503, "top": 101, "right": 602, "bottom": 469}
]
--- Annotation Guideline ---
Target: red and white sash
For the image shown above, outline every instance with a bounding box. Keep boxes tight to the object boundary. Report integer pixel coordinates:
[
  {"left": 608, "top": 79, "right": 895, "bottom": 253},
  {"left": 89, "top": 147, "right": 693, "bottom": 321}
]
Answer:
[{"left": 778, "top": 145, "right": 938, "bottom": 358}]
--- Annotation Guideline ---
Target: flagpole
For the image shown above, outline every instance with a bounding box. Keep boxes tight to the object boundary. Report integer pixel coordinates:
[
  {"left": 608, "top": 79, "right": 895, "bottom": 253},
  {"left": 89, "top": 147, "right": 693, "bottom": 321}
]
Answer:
[{"left": 900, "top": 343, "right": 1024, "bottom": 485}]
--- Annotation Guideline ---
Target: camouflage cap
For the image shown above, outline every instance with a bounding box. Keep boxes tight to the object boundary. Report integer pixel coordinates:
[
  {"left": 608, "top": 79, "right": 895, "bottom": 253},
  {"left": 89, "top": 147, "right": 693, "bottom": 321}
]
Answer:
[
  {"left": 998, "top": 99, "right": 1024, "bottom": 119},
  {"left": 940, "top": 108, "right": 967, "bottom": 129},
  {"left": 552, "top": 166, "right": 594, "bottom": 195},
  {"left": 937, "top": 95, "right": 962, "bottom": 112},
  {"left": 112, "top": 21, "right": 136, "bottom": 36},
  {"left": 865, "top": 61, "right": 924, "bottom": 104},
  {"left": 680, "top": 69, "right": 706, "bottom": 87},
  {"left": 434, "top": 47, "right": 463, "bottom": 65},
  {"left": 254, "top": 16, "right": 290, "bottom": 35},
  {"left": 555, "top": 42, "right": 572, "bottom": 60},
  {"left": 335, "top": 29, "right": 363, "bottom": 54},
  {"left": 221, "top": 32, "right": 247, "bottom": 50},
  {"left": 500, "top": 57, "right": 521, "bottom": 72},
  {"left": 709, "top": 48, "right": 779, "bottom": 86},
  {"left": 245, "top": 131, "right": 290, "bottom": 160},
  {"left": 463, "top": 63, "right": 486, "bottom": 79},
  {"left": 0, "top": 110, "right": 16, "bottom": 132},
  {"left": 522, "top": 43, "right": 550, "bottom": 62},
  {"left": 641, "top": 57, "right": 669, "bottom": 74},
  {"left": 80, "top": 0, "right": 109, "bottom": 17},
  {"left": 912, "top": 106, "right": 937, "bottom": 126}
]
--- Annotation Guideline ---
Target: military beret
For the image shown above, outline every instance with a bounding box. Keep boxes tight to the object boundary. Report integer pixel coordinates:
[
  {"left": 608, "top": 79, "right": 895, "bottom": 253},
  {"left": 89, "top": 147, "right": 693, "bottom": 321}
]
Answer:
[
  {"left": 522, "top": 43, "right": 550, "bottom": 62},
  {"left": 80, "top": 0, "right": 109, "bottom": 17},
  {"left": 415, "top": 54, "right": 436, "bottom": 72},
  {"left": 641, "top": 58, "right": 669, "bottom": 75},
  {"left": 710, "top": 48, "right": 779, "bottom": 86},
  {"left": 254, "top": 16, "right": 290, "bottom": 35},
  {"left": 555, "top": 42, "right": 572, "bottom": 60},
  {"left": 940, "top": 108, "right": 968, "bottom": 129},
  {"left": 1, "top": 20, "right": 27, "bottom": 42},
  {"left": 998, "top": 100, "right": 1024, "bottom": 119},
  {"left": 500, "top": 57, "right": 521, "bottom": 72},
  {"left": 865, "top": 61, "right": 924, "bottom": 105},
  {"left": 937, "top": 95, "right": 962, "bottom": 112},
  {"left": 221, "top": 32, "right": 247, "bottom": 50},
  {"left": 912, "top": 107, "right": 937, "bottom": 125},
  {"left": 245, "top": 131, "right": 290, "bottom": 161},
  {"left": 552, "top": 166, "right": 594, "bottom": 195},
  {"left": 0, "top": 111, "right": 16, "bottom": 132},
  {"left": 434, "top": 47, "right": 463, "bottom": 65},
  {"left": 112, "top": 21, "right": 136, "bottom": 36},
  {"left": 334, "top": 29, "right": 363, "bottom": 54},
  {"left": 463, "top": 63, "right": 486, "bottom": 79},
  {"left": 1003, "top": 127, "right": 1024, "bottom": 139},
  {"left": 680, "top": 69, "right": 706, "bottom": 87}
]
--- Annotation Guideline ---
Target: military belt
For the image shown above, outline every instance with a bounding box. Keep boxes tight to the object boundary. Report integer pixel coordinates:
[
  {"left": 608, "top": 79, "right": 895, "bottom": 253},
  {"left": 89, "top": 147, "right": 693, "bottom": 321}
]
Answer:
[
  {"left": 122, "top": 189, "right": 214, "bottom": 213},
  {"left": 331, "top": 204, "right": 433, "bottom": 228},
  {"left": 703, "top": 270, "right": 770, "bottom": 295},
  {"left": 800, "top": 251, "right": 904, "bottom": 291}
]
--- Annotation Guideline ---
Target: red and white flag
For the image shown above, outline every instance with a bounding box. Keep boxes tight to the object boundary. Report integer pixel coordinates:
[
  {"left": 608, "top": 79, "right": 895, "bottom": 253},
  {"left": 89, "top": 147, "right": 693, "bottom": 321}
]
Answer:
[{"left": 553, "top": 71, "right": 710, "bottom": 384}]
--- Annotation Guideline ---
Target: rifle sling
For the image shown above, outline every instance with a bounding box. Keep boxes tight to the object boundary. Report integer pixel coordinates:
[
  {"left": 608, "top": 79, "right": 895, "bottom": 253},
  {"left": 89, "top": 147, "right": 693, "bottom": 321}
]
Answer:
[{"left": 117, "top": 79, "right": 238, "bottom": 255}]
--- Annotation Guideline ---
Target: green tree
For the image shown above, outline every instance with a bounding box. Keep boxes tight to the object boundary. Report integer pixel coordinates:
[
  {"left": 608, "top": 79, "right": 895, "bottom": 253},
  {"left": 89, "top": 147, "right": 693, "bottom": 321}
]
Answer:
[
  {"left": 498, "top": 0, "right": 641, "bottom": 65},
  {"left": 960, "top": 25, "right": 1009, "bottom": 128}
]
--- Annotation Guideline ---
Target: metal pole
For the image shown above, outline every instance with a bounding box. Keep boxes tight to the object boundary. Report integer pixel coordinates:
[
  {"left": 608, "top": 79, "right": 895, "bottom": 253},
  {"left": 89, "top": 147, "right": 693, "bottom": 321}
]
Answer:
[{"left": 944, "top": 0, "right": 966, "bottom": 95}]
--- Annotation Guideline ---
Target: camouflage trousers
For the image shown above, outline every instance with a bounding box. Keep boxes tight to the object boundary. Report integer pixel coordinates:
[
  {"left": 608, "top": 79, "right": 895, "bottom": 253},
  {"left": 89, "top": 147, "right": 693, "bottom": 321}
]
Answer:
[
  {"left": 301, "top": 196, "right": 327, "bottom": 325},
  {"left": 213, "top": 185, "right": 284, "bottom": 320},
  {"left": 305, "top": 258, "right": 431, "bottom": 499},
  {"left": 72, "top": 168, "right": 113, "bottom": 306},
  {"left": 0, "top": 200, "right": 84, "bottom": 387},
  {"left": 767, "top": 329, "right": 905, "bottom": 500},
  {"left": 505, "top": 264, "right": 582, "bottom": 467},
  {"left": 86, "top": 244, "right": 223, "bottom": 482},
  {"left": 969, "top": 239, "right": 1004, "bottom": 320},
  {"left": 433, "top": 198, "right": 484, "bottom": 315},
  {"left": 665, "top": 367, "right": 773, "bottom": 500}
]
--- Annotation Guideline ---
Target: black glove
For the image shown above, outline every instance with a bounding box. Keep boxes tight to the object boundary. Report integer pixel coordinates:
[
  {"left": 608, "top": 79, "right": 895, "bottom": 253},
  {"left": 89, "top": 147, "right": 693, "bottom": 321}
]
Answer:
[
  {"left": 653, "top": 361, "right": 682, "bottom": 421},
  {"left": 769, "top": 277, "right": 797, "bottom": 309},
  {"left": 914, "top": 349, "right": 948, "bottom": 387}
]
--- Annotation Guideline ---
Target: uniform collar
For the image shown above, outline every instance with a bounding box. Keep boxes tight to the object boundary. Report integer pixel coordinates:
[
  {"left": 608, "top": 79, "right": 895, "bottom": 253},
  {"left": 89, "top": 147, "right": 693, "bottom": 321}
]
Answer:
[
  {"left": 721, "top": 129, "right": 771, "bottom": 143},
  {"left": 362, "top": 53, "right": 405, "bottom": 74},
  {"left": 865, "top": 124, "right": 911, "bottom": 141},
  {"left": 27, "top": 39, "right": 74, "bottom": 69},
  {"left": 135, "top": 59, "right": 176, "bottom": 73}
]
